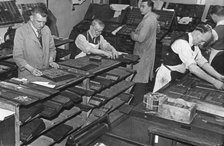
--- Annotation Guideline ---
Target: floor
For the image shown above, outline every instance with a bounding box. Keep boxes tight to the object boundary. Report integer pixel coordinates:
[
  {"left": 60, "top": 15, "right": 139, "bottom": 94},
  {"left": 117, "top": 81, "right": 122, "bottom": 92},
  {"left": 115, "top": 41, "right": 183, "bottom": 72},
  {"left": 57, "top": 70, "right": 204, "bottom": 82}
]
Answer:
[{"left": 129, "top": 42, "right": 162, "bottom": 106}]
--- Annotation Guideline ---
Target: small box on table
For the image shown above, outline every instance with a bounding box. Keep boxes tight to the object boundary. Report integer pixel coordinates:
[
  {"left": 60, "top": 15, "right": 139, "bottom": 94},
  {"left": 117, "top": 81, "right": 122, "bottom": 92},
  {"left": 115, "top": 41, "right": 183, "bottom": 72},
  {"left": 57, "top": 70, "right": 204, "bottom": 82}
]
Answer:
[
  {"left": 143, "top": 92, "right": 168, "bottom": 113},
  {"left": 158, "top": 98, "right": 196, "bottom": 124}
]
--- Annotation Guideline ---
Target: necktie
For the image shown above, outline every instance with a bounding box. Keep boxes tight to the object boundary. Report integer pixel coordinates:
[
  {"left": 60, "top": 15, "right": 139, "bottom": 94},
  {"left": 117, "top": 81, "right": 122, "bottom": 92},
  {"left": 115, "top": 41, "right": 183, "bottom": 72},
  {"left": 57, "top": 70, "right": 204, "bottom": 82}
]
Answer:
[
  {"left": 93, "top": 37, "right": 96, "bottom": 44},
  {"left": 37, "top": 30, "right": 42, "bottom": 46}
]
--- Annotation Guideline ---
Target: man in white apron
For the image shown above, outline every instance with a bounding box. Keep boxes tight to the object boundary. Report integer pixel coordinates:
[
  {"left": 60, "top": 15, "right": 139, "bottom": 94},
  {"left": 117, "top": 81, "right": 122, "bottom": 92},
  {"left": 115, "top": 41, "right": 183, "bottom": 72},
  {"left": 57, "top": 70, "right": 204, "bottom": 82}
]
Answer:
[
  {"left": 75, "top": 19, "right": 119, "bottom": 59},
  {"left": 153, "top": 24, "right": 224, "bottom": 92}
]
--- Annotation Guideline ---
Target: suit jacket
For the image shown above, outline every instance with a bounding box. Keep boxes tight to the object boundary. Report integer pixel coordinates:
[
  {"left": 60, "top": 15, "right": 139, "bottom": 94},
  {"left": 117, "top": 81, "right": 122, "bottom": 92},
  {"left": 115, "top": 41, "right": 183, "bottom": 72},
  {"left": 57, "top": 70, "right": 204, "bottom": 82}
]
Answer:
[{"left": 13, "top": 21, "right": 56, "bottom": 78}]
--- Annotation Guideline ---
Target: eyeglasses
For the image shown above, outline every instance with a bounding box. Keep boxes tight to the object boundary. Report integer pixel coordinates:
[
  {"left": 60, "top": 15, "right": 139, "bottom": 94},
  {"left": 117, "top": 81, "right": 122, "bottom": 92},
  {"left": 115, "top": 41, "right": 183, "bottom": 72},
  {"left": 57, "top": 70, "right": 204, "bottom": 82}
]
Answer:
[{"left": 92, "top": 26, "right": 103, "bottom": 34}]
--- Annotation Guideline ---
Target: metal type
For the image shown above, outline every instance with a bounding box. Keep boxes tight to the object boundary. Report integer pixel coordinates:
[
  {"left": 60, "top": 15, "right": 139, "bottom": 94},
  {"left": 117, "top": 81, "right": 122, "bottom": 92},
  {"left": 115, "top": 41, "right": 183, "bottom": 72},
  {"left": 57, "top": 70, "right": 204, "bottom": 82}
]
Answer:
[
  {"left": 0, "top": 1, "right": 23, "bottom": 25},
  {"left": 0, "top": 86, "right": 38, "bottom": 105},
  {"left": 20, "top": 118, "right": 46, "bottom": 143},
  {"left": 41, "top": 68, "right": 79, "bottom": 82},
  {"left": 98, "top": 80, "right": 134, "bottom": 100},
  {"left": 0, "top": 81, "right": 49, "bottom": 99}
]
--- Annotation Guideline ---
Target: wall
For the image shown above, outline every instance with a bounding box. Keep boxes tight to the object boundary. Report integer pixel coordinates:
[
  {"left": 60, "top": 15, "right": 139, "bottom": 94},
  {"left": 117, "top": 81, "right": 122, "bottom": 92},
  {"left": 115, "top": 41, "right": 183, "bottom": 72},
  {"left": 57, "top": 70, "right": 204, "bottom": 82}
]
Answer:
[
  {"left": 162, "top": 0, "right": 197, "bottom": 4},
  {"left": 162, "top": 0, "right": 224, "bottom": 21},
  {"left": 162, "top": 0, "right": 224, "bottom": 5},
  {"left": 16, "top": 0, "right": 45, "bottom": 4},
  {"left": 203, "top": 0, "right": 224, "bottom": 20},
  {"left": 0, "top": 0, "right": 46, "bottom": 43},
  {"left": 0, "top": 0, "right": 223, "bottom": 44},
  {"left": 48, "top": 0, "right": 91, "bottom": 38},
  {"left": 0, "top": 0, "right": 90, "bottom": 45}
]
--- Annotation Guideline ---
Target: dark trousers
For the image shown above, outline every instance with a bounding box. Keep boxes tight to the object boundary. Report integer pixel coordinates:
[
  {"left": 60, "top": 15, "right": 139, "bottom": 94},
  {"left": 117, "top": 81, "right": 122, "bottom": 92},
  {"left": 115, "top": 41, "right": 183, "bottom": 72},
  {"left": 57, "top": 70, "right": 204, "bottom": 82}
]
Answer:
[
  {"left": 211, "top": 51, "right": 224, "bottom": 75},
  {"left": 170, "top": 71, "right": 185, "bottom": 82},
  {"left": 130, "top": 83, "right": 148, "bottom": 106}
]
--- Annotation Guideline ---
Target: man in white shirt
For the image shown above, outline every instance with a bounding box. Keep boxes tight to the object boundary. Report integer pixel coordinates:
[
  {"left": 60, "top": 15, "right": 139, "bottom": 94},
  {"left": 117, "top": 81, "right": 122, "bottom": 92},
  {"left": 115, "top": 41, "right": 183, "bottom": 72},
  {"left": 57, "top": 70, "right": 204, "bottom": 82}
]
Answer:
[
  {"left": 75, "top": 19, "right": 119, "bottom": 59},
  {"left": 153, "top": 24, "right": 224, "bottom": 92}
]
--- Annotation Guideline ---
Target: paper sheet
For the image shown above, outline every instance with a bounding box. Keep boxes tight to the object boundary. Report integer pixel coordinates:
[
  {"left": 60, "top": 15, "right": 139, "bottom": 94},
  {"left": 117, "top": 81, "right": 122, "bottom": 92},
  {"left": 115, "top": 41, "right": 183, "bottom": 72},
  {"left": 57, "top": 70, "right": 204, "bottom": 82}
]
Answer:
[
  {"left": 197, "top": 0, "right": 205, "bottom": 4},
  {"left": 110, "top": 4, "right": 129, "bottom": 11},
  {"left": 0, "top": 108, "right": 14, "bottom": 121},
  {"left": 32, "top": 81, "right": 56, "bottom": 88},
  {"left": 110, "top": 4, "right": 129, "bottom": 17},
  {"left": 162, "top": 8, "right": 174, "bottom": 11},
  {"left": 178, "top": 17, "right": 192, "bottom": 24},
  {"left": 117, "top": 51, "right": 128, "bottom": 55},
  {"left": 112, "top": 25, "right": 123, "bottom": 35},
  {"left": 72, "top": 0, "right": 85, "bottom": 5},
  {"left": 114, "top": 11, "right": 122, "bottom": 18}
]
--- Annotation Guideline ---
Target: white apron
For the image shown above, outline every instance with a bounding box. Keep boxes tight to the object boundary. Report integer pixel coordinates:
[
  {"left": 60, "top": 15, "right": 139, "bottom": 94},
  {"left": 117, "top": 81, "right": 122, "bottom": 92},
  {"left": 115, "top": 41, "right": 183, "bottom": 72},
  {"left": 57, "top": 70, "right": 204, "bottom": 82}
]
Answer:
[
  {"left": 75, "top": 43, "right": 100, "bottom": 59},
  {"left": 153, "top": 64, "right": 171, "bottom": 93}
]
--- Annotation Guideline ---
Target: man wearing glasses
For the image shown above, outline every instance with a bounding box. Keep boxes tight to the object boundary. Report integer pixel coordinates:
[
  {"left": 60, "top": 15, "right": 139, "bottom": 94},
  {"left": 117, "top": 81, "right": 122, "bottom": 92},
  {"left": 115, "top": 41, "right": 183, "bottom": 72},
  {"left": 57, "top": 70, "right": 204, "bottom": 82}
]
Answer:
[
  {"left": 153, "top": 24, "right": 224, "bottom": 92},
  {"left": 13, "top": 5, "right": 58, "bottom": 78},
  {"left": 75, "top": 19, "right": 119, "bottom": 59}
]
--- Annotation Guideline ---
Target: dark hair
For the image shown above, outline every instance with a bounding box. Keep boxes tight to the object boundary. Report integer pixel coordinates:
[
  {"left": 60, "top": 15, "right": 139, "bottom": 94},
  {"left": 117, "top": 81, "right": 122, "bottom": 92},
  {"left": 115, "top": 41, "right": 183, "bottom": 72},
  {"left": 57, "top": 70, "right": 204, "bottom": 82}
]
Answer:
[
  {"left": 210, "top": 5, "right": 224, "bottom": 16},
  {"left": 142, "top": 0, "right": 154, "bottom": 8},
  {"left": 31, "top": 5, "right": 48, "bottom": 17},
  {"left": 195, "top": 23, "right": 212, "bottom": 33}
]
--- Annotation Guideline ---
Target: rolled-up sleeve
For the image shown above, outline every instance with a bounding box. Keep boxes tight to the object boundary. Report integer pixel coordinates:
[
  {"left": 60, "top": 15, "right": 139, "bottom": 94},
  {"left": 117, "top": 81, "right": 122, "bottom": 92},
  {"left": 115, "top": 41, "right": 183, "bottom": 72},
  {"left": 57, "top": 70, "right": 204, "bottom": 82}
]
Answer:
[
  {"left": 172, "top": 40, "right": 196, "bottom": 69},
  {"left": 13, "top": 29, "right": 27, "bottom": 71},
  {"left": 75, "top": 34, "right": 92, "bottom": 54},
  {"left": 99, "top": 35, "right": 114, "bottom": 51},
  {"left": 212, "top": 29, "right": 218, "bottom": 42},
  {"left": 194, "top": 47, "right": 208, "bottom": 67}
]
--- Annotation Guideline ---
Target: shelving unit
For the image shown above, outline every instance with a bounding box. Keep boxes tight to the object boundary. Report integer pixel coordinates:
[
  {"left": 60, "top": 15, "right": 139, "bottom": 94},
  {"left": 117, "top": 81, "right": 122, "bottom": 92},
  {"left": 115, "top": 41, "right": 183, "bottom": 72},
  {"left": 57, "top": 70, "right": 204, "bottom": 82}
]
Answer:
[
  {"left": 0, "top": 98, "right": 20, "bottom": 145},
  {"left": 0, "top": 55, "right": 137, "bottom": 146}
]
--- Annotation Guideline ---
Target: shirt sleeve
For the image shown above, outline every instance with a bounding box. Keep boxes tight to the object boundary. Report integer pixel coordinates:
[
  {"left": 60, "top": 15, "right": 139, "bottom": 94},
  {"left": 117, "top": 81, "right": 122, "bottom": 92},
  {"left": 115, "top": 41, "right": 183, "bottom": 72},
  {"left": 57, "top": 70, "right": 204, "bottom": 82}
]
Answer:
[
  {"left": 99, "top": 35, "right": 114, "bottom": 51},
  {"left": 171, "top": 39, "right": 196, "bottom": 69},
  {"left": 212, "top": 29, "right": 218, "bottom": 42},
  {"left": 194, "top": 46, "right": 208, "bottom": 67},
  {"left": 135, "top": 16, "right": 156, "bottom": 42},
  {"left": 75, "top": 34, "right": 93, "bottom": 54}
]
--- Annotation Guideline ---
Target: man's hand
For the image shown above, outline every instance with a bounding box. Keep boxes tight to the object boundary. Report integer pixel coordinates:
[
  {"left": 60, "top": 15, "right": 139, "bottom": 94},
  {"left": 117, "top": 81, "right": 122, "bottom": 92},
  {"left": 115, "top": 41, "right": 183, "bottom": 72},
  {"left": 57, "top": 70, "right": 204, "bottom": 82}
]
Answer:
[
  {"left": 49, "top": 57, "right": 59, "bottom": 69},
  {"left": 31, "top": 68, "right": 43, "bottom": 76},
  {"left": 214, "top": 80, "right": 224, "bottom": 90},
  {"left": 49, "top": 62, "right": 59, "bottom": 69},
  {"left": 25, "top": 64, "right": 43, "bottom": 76},
  {"left": 218, "top": 75, "right": 224, "bottom": 82},
  {"left": 103, "top": 51, "right": 113, "bottom": 59},
  {"left": 111, "top": 49, "right": 119, "bottom": 59},
  {"left": 221, "top": 83, "right": 224, "bottom": 90}
]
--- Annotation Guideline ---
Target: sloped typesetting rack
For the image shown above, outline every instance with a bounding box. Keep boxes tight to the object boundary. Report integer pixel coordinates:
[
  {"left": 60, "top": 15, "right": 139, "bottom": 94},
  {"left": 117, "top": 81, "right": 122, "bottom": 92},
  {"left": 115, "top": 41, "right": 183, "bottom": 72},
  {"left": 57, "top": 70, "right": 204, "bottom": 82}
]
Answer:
[
  {"left": 0, "top": 55, "right": 137, "bottom": 146},
  {"left": 0, "top": 0, "right": 23, "bottom": 26}
]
